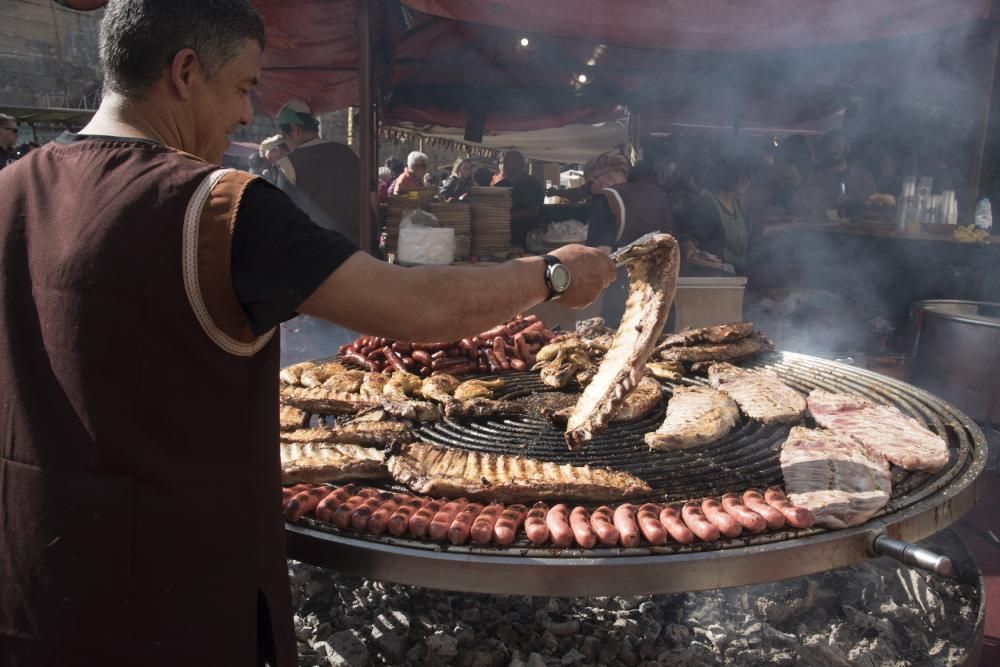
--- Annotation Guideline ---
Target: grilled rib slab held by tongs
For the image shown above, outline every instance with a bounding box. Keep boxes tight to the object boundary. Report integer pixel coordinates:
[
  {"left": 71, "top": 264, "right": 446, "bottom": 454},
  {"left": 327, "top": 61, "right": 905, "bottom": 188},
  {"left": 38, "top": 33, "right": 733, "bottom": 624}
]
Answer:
[{"left": 565, "top": 233, "right": 680, "bottom": 450}]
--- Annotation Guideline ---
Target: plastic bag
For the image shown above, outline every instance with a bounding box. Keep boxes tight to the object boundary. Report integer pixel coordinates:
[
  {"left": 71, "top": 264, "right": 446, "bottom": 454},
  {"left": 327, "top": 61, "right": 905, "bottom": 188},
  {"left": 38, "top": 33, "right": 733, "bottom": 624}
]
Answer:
[
  {"left": 974, "top": 199, "right": 992, "bottom": 231},
  {"left": 398, "top": 208, "right": 455, "bottom": 265},
  {"left": 400, "top": 208, "right": 440, "bottom": 229}
]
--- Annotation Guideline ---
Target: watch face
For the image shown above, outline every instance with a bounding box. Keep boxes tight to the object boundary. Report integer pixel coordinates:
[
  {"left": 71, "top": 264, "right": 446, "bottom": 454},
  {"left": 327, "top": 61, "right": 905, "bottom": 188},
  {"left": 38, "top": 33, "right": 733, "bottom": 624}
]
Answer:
[{"left": 550, "top": 264, "right": 571, "bottom": 292}]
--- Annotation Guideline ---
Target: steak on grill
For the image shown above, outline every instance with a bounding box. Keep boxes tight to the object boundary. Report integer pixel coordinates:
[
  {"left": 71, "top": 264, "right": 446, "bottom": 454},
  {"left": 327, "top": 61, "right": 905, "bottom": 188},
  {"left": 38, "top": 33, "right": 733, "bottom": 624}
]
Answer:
[
  {"left": 611, "top": 375, "right": 663, "bottom": 423},
  {"left": 708, "top": 363, "right": 806, "bottom": 424},
  {"left": 657, "top": 322, "right": 755, "bottom": 350},
  {"left": 659, "top": 333, "right": 774, "bottom": 364},
  {"left": 280, "top": 442, "right": 388, "bottom": 484},
  {"left": 645, "top": 386, "right": 739, "bottom": 450},
  {"left": 780, "top": 426, "right": 891, "bottom": 528},
  {"left": 387, "top": 442, "right": 653, "bottom": 503},
  {"left": 280, "top": 385, "right": 373, "bottom": 414},
  {"left": 565, "top": 233, "right": 680, "bottom": 450},
  {"left": 807, "top": 389, "right": 949, "bottom": 472}
]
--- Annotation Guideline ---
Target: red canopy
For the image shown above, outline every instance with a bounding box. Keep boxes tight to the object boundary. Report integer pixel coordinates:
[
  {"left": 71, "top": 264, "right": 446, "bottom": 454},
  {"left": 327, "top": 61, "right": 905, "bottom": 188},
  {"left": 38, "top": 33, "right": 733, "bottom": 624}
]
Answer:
[{"left": 401, "top": 0, "right": 992, "bottom": 51}]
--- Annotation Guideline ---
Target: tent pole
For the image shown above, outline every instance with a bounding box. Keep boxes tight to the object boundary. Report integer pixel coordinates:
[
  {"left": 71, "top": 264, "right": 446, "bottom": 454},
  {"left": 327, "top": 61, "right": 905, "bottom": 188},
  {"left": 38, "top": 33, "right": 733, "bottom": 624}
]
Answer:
[
  {"left": 964, "top": 20, "right": 1000, "bottom": 224},
  {"left": 358, "top": 0, "right": 374, "bottom": 253}
]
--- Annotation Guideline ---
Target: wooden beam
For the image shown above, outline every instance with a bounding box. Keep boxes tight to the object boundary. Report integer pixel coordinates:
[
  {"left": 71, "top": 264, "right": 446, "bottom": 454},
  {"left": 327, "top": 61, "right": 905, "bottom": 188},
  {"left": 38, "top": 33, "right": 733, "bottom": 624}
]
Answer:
[{"left": 358, "top": 0, "right": 374, "bottom": 253}]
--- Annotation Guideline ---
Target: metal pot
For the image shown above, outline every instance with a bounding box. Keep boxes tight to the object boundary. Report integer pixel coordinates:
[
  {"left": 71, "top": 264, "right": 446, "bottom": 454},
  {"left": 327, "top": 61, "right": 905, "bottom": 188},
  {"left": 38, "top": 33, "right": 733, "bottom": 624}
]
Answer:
[{"left": 909, "top": 300, "right": 1000, "bottom": 423}]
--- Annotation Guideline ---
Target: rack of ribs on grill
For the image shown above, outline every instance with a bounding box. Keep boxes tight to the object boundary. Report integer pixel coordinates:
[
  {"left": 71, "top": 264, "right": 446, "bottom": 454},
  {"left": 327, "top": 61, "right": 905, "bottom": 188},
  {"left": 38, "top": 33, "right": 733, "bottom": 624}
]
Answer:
[{"left": 387, "top": 442, "right": 653, "bottom": 503}]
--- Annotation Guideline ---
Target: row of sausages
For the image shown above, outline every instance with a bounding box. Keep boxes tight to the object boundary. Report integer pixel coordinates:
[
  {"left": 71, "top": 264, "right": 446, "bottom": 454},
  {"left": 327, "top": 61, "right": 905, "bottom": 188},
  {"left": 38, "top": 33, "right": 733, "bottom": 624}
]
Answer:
[
  {"left": 282, "top": 485, "right": 815, "bottom": 548},
  {"left": 337, "top": 314, "right": 555, "bottom": 376}
]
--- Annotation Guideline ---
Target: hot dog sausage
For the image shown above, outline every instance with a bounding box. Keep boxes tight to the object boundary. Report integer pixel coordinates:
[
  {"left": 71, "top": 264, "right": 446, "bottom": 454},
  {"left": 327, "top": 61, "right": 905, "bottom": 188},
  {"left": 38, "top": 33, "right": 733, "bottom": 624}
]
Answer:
[
  {"left": 525, "top": 502, "right": 550, "bottom": 545},
  {"left": 613, "top": 504, "right": 641, "bottom": 548},
  {"left": 382, "top": 346, "right": 407, "bottom": 372},
  {"left": 681, "top": 502, "right": 721, "bottom": 542},
  {"left": 350, "top": 495, "right": 388, "bottom": 531},
  {"left": 485, "top": 349, "right": 502, "bottom": 374},
  {"left": 721, "top": 493, "right": 767, "bottom": 533},
  {"left": 567, "top": 507, "right": 597, "bottom": 548},
  {"left": 388, "top": 497, "right": 426, "bottom": 536},
  {"left": 764, "top": 487, "right": 815, "bottom": 529},
  {"left": 637, "top": 503, "right": 668, "bottom": 545},
  {"left": 510, "top": 359, "right": 528, "bottom": 372},
  {"left": 331, "top": 490, "right": 381, "bottom": 528},
  {"left": 545, "top": 504, "right": 574, "bottom": 548},
  {"left": 701, "top": 498, "right": 742, "bottom": 538},
  {"left": 478, "top": 324, "right": 508, "bottom": 340},
  {"left": 494, "top": 504, "right": 527, "bottom": 545},
  {"left": 471, "top": 503, "right": 504, "bottom": 545},
  {"left": 429, "top": 499, "right": 468, "bottom": 541},
  {"left": 742, "top": 489, "right": 785, "bottom": 530},
  {"left": 391, "top": 341, "right": 412, "bottom": 354},
  {"left": 411, "top": 350, "right": 432, "bottom": 367},
  {"left": 448, "top": 503, "right": 484, "bottom": 545},
  {"left": 368, "top": 495, "right": 409, "bottom": 535},
  {"left": 590, "top": 506, "right": 620, "bottom": 546},
  {"left": 282, "top": 483, "right": 311, "bottom": 505},
  {"left": 409, "top": 499, "right": 444, "bottom": 537},
  {"left": 493, "top": 337, "right": 511, "bottom": 370},
  {"left": 658, "top": 505, "right": 695, "bottom": 544},
  {"left": 284, "top": 485, "right": 332, "bottom": 522},
  {"left": 314, "top": 484, "right": 359, "bottom": 522}
]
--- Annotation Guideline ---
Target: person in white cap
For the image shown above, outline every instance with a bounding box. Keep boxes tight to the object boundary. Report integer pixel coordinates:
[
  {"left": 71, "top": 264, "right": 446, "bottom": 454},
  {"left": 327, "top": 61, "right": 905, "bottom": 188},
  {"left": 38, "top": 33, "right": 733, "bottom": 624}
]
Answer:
[{"left": 274, "top": 98, "right": 362, "bottom": 246}]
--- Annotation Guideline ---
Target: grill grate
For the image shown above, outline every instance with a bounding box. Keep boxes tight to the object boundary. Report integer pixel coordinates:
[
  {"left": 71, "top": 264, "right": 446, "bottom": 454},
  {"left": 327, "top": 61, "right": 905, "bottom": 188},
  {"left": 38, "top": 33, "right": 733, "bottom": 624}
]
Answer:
[{"left": 293, "top": 352, "right": 982, "bottom": 563}]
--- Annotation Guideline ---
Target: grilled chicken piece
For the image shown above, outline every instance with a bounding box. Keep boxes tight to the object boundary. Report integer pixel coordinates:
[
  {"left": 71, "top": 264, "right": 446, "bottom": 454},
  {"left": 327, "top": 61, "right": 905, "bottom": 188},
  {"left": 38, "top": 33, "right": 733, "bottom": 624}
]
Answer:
[
  {"left": 708, "top": 363, "right": 805, "bottom": 425},
  {"left": 780, "top": 426, "right": 891, "bottom": 529},
  {"left": 535, "top": 349, "right": 594, "bottom": 389},
  {"left": 280, "top": 442, "right": 388, "bottom": 484},
  {"left": 279, "top": 405, "right": 309, "bottom": 431},
  {"left": 281, "top": 421, "right": 414, "bottom": 447},
  {"left": 418, "top": 374, "right": 462, "bottom": 403},
  {"left": 453, "top": 378, "right": 505, "bottom": 401},
  {"left": 645, "top": 386, "right": 739, "bottom": 450},
  {"left": 379, "top": 399, "right": 442, "bottom": 422},
  {"left": 280, "top": 361, "right": 317, "bottom": 386},
  {"left": 280, "top": 385, "right": 373, "bottom": 415},
  {"left": 646, "top": 360, "right": 685, "bottom": 382},
  {"left": 360, "top": 373, "right": 390, "bottom": 401},
  {"left": 321, "top": 369, "right": 366, "bottom": 393},
  {"left": 659, "top": 333, "right": 773, "bottom": 365},
  {"left": 387, "top": 442, "right": 652, "bottom": 503},
  {"left": 657, "top": 322, "right": 755, "bottom": 351},
  {"left": 565, "top": 233, "right": 680, "bottom": 450},
  {"left": 510, "top": 391, "right": 578, "bottom": 422},
  {"left": 383, "top": 370, "right": 423, "bottom": 400},
  {"left": 807, "top": 389, "right": 949, "bottom": 472},
  {"left": 610, "top": 375, "right": 662, "bottom": 423},
  {"left": 300, "top": 362, "right": 350, "bottom": 388}
]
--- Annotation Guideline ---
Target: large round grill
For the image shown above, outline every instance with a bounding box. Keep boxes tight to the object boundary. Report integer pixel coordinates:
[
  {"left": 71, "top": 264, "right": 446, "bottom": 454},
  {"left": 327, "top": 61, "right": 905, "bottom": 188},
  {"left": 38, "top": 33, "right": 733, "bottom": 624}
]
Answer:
[{"left": 286, "top": 352, "right": 986, "bottom": 596}]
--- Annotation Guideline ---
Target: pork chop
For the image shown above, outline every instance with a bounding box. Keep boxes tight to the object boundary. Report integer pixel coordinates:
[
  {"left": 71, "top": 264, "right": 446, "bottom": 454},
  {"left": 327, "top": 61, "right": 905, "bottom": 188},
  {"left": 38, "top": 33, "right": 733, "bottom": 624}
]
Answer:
[
  {"left": 708, "top": 363, "right": 805, "bottom": 424},
  {"left": 780, "top": 426, "right": 891, "bottom": 529},
  {"left": 280, "top": 442, "right": 388, "bottom": 484},
  {"left": 645, "top": 386, "right": 739, "bottom": 450},
  {"left": 807, "top": 389, "right": 949, "bottom": 472}
]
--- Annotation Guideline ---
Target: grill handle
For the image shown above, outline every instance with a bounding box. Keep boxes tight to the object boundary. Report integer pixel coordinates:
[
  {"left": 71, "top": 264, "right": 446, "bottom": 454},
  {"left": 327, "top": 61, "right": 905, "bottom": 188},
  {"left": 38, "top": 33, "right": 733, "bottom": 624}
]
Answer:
[{"left": 870, "top": 534, "right": 952, "bottom": 576}]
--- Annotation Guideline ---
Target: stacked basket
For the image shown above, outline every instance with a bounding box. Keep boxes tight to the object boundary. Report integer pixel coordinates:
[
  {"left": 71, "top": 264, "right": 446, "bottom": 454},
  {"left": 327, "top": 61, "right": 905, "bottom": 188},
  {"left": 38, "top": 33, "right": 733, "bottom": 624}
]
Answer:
[
  {"left": 469, "top": 187, "right": 513, "bottom": 258},
  {"left": 428, "top": 203, "right": 472, "bottom": 259}
]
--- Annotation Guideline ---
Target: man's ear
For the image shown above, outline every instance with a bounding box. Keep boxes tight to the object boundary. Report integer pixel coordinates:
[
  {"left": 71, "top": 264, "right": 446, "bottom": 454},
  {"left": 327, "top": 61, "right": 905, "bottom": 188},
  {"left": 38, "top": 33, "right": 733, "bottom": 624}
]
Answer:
[{"left": 169, "top": 48, "right": 199, "bottom": 101}]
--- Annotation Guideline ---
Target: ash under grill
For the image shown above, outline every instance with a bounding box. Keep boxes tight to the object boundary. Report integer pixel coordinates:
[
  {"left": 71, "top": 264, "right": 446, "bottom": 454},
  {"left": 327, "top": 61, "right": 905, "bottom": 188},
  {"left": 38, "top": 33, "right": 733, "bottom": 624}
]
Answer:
[{"left": 286, "top": 352, "right": 986, "bottom": 596}]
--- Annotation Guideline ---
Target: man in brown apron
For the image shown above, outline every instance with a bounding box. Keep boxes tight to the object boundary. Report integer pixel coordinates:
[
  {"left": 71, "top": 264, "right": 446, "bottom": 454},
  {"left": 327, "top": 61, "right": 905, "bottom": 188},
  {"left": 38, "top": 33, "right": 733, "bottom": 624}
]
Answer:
[{"left": 0, "top": 2, "right": 616, "bottom": 665}]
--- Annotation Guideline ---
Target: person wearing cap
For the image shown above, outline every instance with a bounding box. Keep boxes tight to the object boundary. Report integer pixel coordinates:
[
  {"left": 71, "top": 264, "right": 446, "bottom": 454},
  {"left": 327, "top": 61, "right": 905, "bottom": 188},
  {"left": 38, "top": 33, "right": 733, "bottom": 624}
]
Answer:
[
  {"left": 274, "top": 98, "right": 363, "bottom": 246},
  {"left": 0, "top": 2, "right": 616, "bottom": 664},
  {"left": 389, "top": 150, "right": 428, "bottom": 195},
  {"left": 493, "top": 150, "right": 545, "bottom": 247},
  {"left": 584, "top": 151, "right": 676, "bottom": 326},
  {"left": 255, "top": 133, "right": 287, "bottom": 184}
]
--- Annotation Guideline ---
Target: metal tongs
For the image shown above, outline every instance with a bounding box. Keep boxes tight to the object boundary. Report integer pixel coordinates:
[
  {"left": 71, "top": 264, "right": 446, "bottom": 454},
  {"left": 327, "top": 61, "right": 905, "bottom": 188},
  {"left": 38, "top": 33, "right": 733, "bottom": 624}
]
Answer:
[{"left": 609, "top": 231, "right": 663, "bottom": 268}]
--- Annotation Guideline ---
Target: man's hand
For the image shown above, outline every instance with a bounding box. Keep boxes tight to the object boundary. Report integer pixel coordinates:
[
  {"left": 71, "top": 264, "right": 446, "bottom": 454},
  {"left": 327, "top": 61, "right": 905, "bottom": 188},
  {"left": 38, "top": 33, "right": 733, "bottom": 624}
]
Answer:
[
  {"left": 681, "top": 240, "right": 698, "bottom": 261},
  {"left": 548, "top": 244, "right": 617, "bottom": 308}
]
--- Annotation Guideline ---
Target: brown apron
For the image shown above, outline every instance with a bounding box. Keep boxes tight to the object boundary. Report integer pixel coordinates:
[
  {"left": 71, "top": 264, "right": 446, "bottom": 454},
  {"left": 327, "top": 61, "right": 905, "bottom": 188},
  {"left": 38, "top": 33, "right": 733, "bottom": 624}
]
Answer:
[{"left": 0, "top": 138, "right": 295, "bottom": 666}]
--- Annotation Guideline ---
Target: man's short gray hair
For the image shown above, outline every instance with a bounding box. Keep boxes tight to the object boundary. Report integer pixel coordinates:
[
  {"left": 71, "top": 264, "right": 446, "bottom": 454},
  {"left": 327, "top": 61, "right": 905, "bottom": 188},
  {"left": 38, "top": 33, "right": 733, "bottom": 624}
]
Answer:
[
  {"left": 0, "top": 113, "right": 16, "bottom": 127},
  {"left": 99, "top": 0, "right": 265, "bottom": 99},
  {"left": 407, "top": 151, "right": 429, "bottom": 168}
]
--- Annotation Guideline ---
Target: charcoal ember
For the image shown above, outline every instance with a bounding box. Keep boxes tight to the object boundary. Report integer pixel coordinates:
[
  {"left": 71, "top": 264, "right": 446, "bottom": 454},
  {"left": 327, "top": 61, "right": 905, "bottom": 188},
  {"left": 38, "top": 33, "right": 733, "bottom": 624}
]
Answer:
[
  {"left": 544, "top": 619, "right": 580, "bottom": 637},
  {"left": 525, "top": 652, "right": 547, "bottom": 667},
  {"left": 424, "top": 631, "right": 458, "bottom": 658},
  {"left": 581, "top": 635, "right": 602, "bottom": 660},
  {"left": 325, "top": 629, "right": 371, "bottom": 667},
  {"left": 753, "top": 579, "right": 817, "bottom": 625},
  {"left": 559, "top": 647, "right": 585, "bottom": 665},
  {"left": 371, "top": 610, "right": 409, "bottom": 661}
]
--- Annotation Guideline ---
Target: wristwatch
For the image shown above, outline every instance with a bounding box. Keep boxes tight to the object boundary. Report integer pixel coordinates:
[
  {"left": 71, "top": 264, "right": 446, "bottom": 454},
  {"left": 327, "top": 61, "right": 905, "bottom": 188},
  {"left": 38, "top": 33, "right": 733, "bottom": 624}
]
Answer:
[{"left": 542, "top": 255, "right": 571, "bottom": 301}]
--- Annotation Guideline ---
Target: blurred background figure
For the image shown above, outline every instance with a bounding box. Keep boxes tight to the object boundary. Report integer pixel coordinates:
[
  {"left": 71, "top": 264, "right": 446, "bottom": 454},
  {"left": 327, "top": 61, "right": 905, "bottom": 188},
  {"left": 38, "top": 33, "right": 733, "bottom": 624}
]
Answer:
[
  {"left": 439, "top": 156, "right": 474, "bottom": 201},
  {"left": 389, "top": 151, "right": 428, "bottom": 194},
  {"left": 0, "top": 114, "right": 18, "bottom": 169}
]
